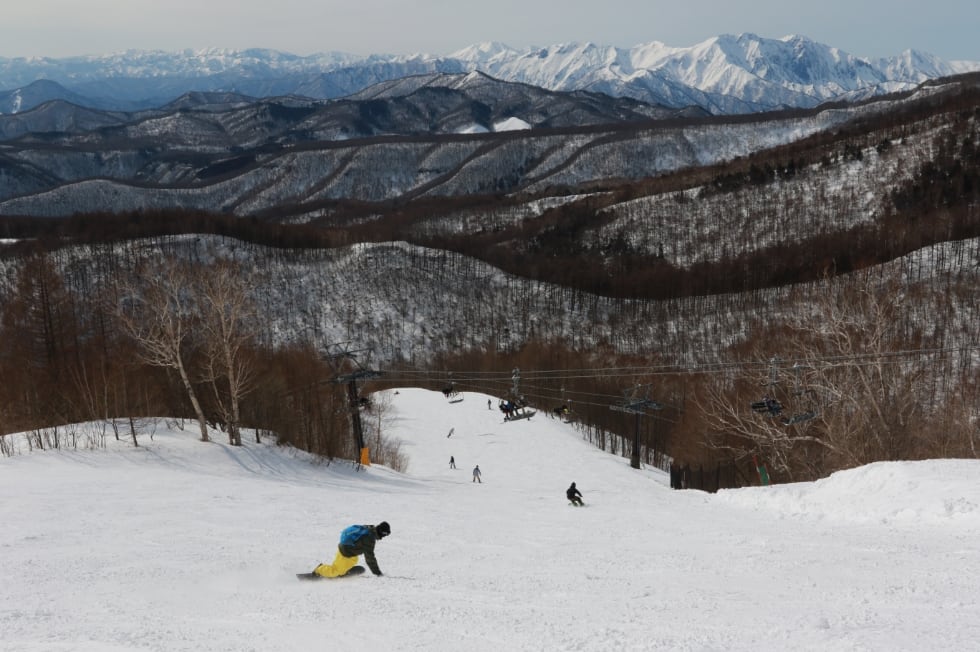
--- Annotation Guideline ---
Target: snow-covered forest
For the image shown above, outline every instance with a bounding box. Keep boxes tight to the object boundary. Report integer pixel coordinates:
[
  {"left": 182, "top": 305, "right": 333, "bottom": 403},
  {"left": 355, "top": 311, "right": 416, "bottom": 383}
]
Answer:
[{"left": 1, "top": 73, "right": 978, "bottom": 483}]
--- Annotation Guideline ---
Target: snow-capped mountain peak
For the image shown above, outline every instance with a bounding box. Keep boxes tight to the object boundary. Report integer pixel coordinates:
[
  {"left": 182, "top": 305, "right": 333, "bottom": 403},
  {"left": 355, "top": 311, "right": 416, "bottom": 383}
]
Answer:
[
  {"left": 449, "top": 41, "right": 519, "bottom": 63},
  {"left": 1, "top": 33, "right": 977, "bottom": 116}
]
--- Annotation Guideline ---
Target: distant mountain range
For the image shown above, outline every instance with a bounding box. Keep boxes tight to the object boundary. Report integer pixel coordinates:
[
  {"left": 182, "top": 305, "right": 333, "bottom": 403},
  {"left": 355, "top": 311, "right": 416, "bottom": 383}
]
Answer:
[
  {"left": 2, "top": 33, "right": 978, "bottom": 115},
  {"left": 2, "top": 67, "right": 976, "bottom": 219}
]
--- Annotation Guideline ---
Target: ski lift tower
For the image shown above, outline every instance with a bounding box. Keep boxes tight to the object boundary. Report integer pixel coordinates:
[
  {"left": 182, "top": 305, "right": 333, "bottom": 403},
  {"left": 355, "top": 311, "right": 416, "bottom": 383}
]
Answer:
[
  {"left": 611, "top": 384, "right": 663, "bottom": 469},
  {"left": 324, "top": 343, "right": 382, "bottom": 468}
]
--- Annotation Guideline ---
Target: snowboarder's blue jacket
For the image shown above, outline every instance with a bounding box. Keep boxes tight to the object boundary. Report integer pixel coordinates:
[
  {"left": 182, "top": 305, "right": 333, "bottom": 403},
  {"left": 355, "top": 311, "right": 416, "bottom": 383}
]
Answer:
[
  {"left": 337, "top": 524, "right": 383, "bottom": 575},
  {"left": 340, "top": 524, "right": 370, "bottom": 546}
]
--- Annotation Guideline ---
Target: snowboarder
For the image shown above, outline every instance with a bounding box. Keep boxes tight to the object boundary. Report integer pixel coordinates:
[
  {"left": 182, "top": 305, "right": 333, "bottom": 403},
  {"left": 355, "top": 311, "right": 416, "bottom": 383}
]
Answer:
[
  {"left": 566, "top": 482, "right": 584, "bottom": 506},
  {"left": 312, "top": 521, "right": 390, "bottom": 578},
  {"left": 472, "top": 465, "right": 482, "bottom": 483},
  {"left": 449, "top": 456, "right": 456, "bottom": 469}
]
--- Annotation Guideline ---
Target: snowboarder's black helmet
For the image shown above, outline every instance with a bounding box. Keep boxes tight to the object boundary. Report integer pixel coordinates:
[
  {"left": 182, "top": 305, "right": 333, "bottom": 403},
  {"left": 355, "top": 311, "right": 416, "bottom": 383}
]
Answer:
[{"left": 376, "top": 521, "right": 391, "bottom": 538}]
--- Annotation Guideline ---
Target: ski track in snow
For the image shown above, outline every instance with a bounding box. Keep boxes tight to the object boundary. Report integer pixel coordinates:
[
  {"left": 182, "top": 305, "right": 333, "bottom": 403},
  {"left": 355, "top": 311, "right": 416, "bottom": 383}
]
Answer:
[{"left": 2, "top": 388, "right": 979, "bottom": 651}]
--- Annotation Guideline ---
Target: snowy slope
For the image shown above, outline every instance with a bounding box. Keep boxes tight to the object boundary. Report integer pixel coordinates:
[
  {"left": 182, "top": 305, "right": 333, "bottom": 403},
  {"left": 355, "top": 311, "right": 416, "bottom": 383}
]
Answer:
[{"left": 2, "top": 388, "right": 979, "bottom": 651}]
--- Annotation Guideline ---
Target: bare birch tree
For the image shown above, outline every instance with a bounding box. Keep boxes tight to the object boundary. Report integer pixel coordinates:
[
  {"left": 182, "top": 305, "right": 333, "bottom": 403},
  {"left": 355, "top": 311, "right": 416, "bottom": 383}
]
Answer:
[
  {"left": 198, "top": 259, "right": 258, "bottom": 446},
  {"left": 113, "top": 259, "right": 210, "bottom": 442}
]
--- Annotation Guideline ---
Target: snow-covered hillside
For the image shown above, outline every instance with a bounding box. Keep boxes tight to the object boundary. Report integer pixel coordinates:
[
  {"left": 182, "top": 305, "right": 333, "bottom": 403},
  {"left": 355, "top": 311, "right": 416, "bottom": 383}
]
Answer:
[{"left": 3, "top": 388, "right": 979, "bottom": 650}]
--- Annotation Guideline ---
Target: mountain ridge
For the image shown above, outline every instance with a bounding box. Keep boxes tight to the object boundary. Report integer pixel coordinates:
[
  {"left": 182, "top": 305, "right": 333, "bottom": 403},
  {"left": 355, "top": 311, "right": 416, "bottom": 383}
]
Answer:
[
  {"left": 1, "top": 71, "right": 976, "bottom": 219},
  {"left": 1, "top": 33, "right": 977, "bottom": 115}
]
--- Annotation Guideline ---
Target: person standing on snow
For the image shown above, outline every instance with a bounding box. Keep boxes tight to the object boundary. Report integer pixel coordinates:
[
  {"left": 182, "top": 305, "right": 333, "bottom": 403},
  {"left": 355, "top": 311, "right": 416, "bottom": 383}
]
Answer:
[
  {"left": 313, "top": 521, "right": 390, "bottom": 577},
  {"left": 450, "top": 455, "right": 456, "bottom": 469},
  {"left": 472, "top": 465, "right": 482, "bottom": 483},
  {"left": 566, "top": 482, "right": 584, "bottom": 506}
]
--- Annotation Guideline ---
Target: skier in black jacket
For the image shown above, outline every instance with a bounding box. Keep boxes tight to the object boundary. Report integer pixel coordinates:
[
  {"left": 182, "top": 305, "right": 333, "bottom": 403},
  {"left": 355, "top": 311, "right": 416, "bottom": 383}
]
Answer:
[{"left": 566, "top": 482, "right": 584, "bottom": 506}]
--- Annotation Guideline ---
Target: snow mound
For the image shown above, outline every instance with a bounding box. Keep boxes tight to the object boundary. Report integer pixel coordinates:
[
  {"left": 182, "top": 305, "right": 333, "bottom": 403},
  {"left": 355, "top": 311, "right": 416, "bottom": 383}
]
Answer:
[{"left": 714, "top": 459, "right": 980, "bottom": 525}]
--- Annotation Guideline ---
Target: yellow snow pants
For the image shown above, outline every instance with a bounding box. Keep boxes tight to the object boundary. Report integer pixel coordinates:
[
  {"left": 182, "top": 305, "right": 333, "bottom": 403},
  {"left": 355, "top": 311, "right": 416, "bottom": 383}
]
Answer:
[{"left": 313, "top": 549, "right": 359, "bottom": 578}]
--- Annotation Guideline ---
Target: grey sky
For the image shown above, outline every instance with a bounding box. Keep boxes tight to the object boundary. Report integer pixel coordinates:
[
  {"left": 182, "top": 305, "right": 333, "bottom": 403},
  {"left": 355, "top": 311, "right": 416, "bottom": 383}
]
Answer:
[{"left": 2, "top": 0, "right": 977, "bottom": 62}]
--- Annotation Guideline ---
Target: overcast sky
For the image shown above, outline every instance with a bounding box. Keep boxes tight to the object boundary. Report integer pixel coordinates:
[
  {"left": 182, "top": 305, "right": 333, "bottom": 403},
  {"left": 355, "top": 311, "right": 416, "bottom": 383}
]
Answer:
[{"left": 2, "top": 0, "right": 977, "bottom": 62}]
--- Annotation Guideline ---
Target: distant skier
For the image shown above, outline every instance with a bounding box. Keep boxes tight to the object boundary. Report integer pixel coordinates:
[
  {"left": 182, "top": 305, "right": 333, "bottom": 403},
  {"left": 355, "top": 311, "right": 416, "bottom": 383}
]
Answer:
[
  {"left": 312, "top": 521, "right": 390, "bottom": 578},
  {"left": 566, "top": 482, "right": 584, "bottom": 506},
  {"left": 488, "top": 399, "right": 492, "bottom": 410},
  {"left": 472, "top": 465, "right": 482, "bottom": 483},
  {"left": 450, "top": 455, "right": 456, "bottom": 469}
]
